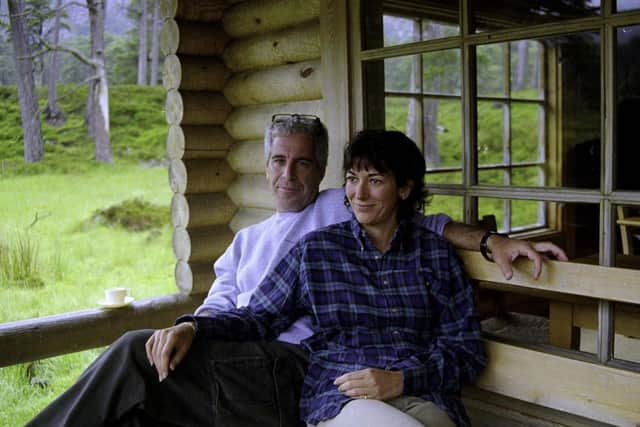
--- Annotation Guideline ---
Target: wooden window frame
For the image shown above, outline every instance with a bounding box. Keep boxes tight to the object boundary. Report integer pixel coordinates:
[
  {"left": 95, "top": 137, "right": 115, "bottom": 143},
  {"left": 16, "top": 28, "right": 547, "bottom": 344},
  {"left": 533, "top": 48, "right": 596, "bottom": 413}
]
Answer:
[{"left": 349, "top": 0, "right": 640, "bottom": 369}]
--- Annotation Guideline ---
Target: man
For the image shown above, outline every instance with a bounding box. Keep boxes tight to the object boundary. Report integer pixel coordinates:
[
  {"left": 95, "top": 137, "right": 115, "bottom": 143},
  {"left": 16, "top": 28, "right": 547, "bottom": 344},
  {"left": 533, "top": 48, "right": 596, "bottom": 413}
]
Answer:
[{"left": 27, "top": 115, "right": 566, "bottom": 427}]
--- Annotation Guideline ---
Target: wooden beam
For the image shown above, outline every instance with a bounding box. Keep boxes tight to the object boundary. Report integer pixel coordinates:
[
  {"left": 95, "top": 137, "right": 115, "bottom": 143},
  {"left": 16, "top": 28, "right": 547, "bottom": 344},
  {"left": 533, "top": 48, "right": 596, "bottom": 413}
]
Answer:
[
  {"left": 227, "top": 174, "right": 275, "bottom": 210},
  {"left": 223, "top": 0, "right": 320, "bottom": 38},
  {"left": 0, "top": 294, "right": 203, "bottom": 367},
  {"left": 223, "top": 61, "right": 322, "bottom": 107},
  {"left": 224, "top": 99, "right": 323, "bottom": 140},
  {"left": 223, "top": 22, "right": 320, "bottom": 72},
  {"left": 227, "top": 140, "right": 265, "bottom": 174},
  {"left": 476, "top": 340, "right": 640, "bottom": 426},
  {"left": 458, "top": 250, "right": 640, "bottom": 304}
]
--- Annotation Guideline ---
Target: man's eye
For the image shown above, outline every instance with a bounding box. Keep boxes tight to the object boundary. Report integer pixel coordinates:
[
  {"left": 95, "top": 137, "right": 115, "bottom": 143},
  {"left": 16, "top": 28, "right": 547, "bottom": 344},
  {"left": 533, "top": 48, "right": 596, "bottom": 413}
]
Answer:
[
  {"left": 370, "top": 179, "right": 383, "bottom": 185},
  {"left": 346, "top": 176, "right": 357, "bottom": 183}
]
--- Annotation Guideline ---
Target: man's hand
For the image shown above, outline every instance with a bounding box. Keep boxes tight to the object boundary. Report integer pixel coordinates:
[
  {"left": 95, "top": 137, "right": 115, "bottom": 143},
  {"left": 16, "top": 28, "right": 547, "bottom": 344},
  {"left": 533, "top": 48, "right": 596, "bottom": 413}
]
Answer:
[
  {"left": 489, "top": 236, "right": 568, "bottom": 280},
  {"left": 145, "top": 322, "right": 196, "bottom": 382},
  {"left": 334, "top": 368, "right": 403, "bottom": 401}
]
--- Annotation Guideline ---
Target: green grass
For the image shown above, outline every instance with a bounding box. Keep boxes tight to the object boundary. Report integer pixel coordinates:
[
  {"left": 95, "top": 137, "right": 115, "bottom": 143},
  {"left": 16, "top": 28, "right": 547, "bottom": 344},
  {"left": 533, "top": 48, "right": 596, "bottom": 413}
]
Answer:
[{"left": 0, "top": 84, "right": 174, "bottom": 425}]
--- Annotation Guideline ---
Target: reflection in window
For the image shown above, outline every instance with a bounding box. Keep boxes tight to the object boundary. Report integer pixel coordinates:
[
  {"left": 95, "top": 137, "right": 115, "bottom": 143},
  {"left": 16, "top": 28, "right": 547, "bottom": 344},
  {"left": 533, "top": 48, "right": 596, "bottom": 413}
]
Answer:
[
  {"left": 382, "top": 15, "right": 459, "bottom": 48},
  {"left": 613, "top": 303, "right": 640, "bottom": 363},
  {"left": 472, "top": 0, "right": 600, "bottom": 33},
  {"left": 477, "top": 33, "right": 601, "bottom": 190},
  {"left": 615, "top": 205, "right": 640, "bottom": 261},
  {"left": 616, "top": 25, "right": 640, "bottom": 191}
]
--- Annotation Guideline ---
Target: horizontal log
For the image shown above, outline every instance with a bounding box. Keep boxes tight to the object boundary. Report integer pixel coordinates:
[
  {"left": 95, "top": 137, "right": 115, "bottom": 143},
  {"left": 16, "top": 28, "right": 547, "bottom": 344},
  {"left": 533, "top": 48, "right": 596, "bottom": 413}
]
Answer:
[
  {"left": 0, "top": 294, "right": 203, "bottom": 367},
  {"left": 227, "top": 139, "right": 265, "bottom": 173},
  {"left": 224, "top": 99, "right": 323, "bottom": 140},
  {"left": 165, "top": 89, "right": 183, "bottom": 125},
  {"left": 169, "top": 158, "right": 237, "bottom": 194},
  {"left": 163, "top": 53, "right": 182, "bottom": 90},
  {"left": 223, "top": 60, "right": 322, "bottom": 106},
  {"left": 229, "top": 207, "right": 274, "bottom": 233},
  {"left": 175, "top": 260, "right": 215, "bottom": 295},
  {"left": 160, "top": 0, "right": 226, "bottom": 22},
  {"left": 160, "top": 18, "right": 180, "bottom": 56},
  {"left": 172, "top": 225, "right": 234, "bottom": 262},
  {"left": 181, "top": 91, "right": 232, "bottom": 125},
  {"left": 177, "top": 20, "right": 229, "bottom": 56},
  {"left": 227, "top": 174, "right": 275, "bottom": 210},
  {"left": 476, "top": 340, "right": 640, "bottom": 426},
  {"left": 223, "top": 0, "right": 320, "bottom": 38},
  {"left": 223, "top": 21, "right": 320, "bottom": 72},
  {"left": 171, "top": 192, "right": 237, "bottom": 228},
  {"left": 167, "top": 125, "right": 235, "bottom": 160},
  {"left": 178, "top": 55, "right": 231, "bottom": 91}
]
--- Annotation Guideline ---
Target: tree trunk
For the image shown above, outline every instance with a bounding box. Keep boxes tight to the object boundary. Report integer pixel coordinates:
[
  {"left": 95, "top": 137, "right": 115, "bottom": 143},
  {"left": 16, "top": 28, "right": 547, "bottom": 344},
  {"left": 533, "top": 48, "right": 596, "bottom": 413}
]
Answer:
[
  {"left": 514, "top": 40, "right": 529, "bottom": 91},
  {"left": 8, "top": 0, "right": 44, "bottom": 163},
  {"left": 137, "top": 0, "right": 148, "bottom": 85},
  {"left": 44, "top": 0, "right": 65, "bottom": 126},
  {"left": 149, "top": 0, "right": 160, "bottom": 85},
  {"left": 87, "top": 0, "right": 111, "bottom": 162}
]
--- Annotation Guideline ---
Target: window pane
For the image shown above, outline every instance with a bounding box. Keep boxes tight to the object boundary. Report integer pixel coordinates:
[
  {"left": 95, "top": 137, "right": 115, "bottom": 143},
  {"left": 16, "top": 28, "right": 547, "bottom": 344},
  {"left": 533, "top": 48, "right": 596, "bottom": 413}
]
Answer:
[
  {"left": 613, "top": 302, "right": 640, "bottom": 364},
  {"left": 512, "top": 166, "right": 542, "bottom": 187},
  {"left": 477, "top": 33, "right": 601, "bottom": 189},
  {"left": 471, "top": 0, "right": 600, "bottom": 33},
  {"left": 616, "top": 25, "right": 640, "bottom": 191},
  {"left": 385, "top": 55, "right": 417, "bottom": 92},
  {"left": 615, "top": 204, "right": 640, "bottom": 261},
  {"left": 617, "top": 0, "right": 640, "bottom": 12},
  {"left": 428, "top": 195, "right": 463, "bottom": 222},
  {"left": 423, "top": 98, "right": 462, "bottom": 183},
  {"left": 362, "top": 1, "right": 459, "bottom": 50},
  {"left": 511, "top": 102, "right": 541, "bottom": 163},
  {"left": 478, "top": 197, "right": 543, "bottom": 233},
  {"left": 510, "top": 40, "right": 544, "bottom": 100},
  {"left": 423, "top": 49, "right": 461, "bottom": 96},
  {"left": 477, "top": 44, "right": 506, "bottom": 97},
  {"left": 477, "top": 100, "right": 506, "bottom": 178}
]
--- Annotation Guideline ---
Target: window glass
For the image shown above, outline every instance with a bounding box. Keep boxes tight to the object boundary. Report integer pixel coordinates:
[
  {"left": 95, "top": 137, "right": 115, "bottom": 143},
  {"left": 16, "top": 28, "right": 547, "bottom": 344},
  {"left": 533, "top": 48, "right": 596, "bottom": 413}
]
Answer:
[
  {"left": 428, "top": 195, "right": 463, "bottom": 222},
  {"left": 477, "top": 33, "right": 601, "bottom": 189},
  {"left": 613, "top": 302, "right": 640, "bottom": 363},
  {"left": 615, "top": 25, "right": 640, "bottom": 191},
  {"left": 362, "top": 1, "right": 459, "bottom": 50},
  {"left": 617, "top": 0, "right": 640, "bottom": 12},
  {"left": 615, "top": 204, "right": 640, "bottom": 263},
  {"left": 471, "top": 0, "right": 600, "bottom": 33},
  {"left": 423, "top": 49, "right": 461, "bottom": 96}
]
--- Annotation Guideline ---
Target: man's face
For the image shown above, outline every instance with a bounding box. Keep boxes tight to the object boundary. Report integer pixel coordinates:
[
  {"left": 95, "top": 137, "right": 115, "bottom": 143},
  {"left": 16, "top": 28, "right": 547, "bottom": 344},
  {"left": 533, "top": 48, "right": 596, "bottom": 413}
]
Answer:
[{"left": 266, "top": 134, "right": 324, "bottom": 212}]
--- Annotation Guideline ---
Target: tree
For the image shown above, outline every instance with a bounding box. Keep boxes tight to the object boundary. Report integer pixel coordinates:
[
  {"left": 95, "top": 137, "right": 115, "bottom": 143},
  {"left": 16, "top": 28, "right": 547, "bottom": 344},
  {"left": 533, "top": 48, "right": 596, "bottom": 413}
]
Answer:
[
  {"left": 43, "top": 0, "right": 65, "bottom": 126},
  {"left": 86, "top": 0, "right": 111, "bottom": 162},
  {"left": 148, "top": 0, "right": 158, "bottom": 85},
  {"left": 136, "top": 0, "right": 147, "bottom": 85},
  {"left": 8, "top": 0, "right": 44, "bottom": 162}
]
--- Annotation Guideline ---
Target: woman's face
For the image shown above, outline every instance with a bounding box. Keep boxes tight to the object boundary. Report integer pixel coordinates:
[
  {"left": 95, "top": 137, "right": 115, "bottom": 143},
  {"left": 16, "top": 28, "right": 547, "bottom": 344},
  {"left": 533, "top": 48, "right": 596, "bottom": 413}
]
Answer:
[{"left": 345, "top": 164, "right": 409, "bottom": 230}]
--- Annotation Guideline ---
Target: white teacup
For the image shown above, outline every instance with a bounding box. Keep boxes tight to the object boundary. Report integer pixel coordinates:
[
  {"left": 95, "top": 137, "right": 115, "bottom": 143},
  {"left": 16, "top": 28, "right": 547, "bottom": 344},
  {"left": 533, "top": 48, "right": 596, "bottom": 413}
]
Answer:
[{"left": 105, "top": 287, "right": 128, "bottom": 305}]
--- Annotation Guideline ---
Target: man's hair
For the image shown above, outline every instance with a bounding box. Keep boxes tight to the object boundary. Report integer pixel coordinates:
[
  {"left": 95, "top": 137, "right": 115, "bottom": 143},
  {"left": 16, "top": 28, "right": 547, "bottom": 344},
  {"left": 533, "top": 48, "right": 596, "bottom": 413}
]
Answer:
[
  {"left": 343, "top": 129, "right": 429, "bottom": 220},
  {"left": 264, "top": 114, "right": 329, "bottom": 173}
]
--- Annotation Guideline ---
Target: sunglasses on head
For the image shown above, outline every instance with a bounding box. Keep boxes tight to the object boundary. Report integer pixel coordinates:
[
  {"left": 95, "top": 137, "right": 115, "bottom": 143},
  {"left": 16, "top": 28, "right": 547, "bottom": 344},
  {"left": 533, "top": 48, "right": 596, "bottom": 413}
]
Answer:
[{"left": 271, "top": 113, "right": 321, "bottom": 124}]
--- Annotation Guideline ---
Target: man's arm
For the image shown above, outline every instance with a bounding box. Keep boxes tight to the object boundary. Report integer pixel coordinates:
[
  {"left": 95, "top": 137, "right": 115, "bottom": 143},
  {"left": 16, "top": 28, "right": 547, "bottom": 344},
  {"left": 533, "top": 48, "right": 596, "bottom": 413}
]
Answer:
[{"left": 442, "top": 221, "right": 568, "bottom": 280}]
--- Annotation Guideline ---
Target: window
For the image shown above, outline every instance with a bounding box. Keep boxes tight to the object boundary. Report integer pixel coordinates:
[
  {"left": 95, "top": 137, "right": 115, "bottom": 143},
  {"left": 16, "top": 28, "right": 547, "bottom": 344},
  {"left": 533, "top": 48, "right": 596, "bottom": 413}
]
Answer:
[{"left": 353, "top": 0, "right": 640, "bottom": 369}]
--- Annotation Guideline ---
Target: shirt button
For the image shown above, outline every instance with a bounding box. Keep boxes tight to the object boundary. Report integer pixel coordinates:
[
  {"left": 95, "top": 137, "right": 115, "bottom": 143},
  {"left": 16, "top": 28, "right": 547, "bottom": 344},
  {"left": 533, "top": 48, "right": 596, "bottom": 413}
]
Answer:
[
  {"left": 391, "top": 308, "right": 398, "bottom": 313},
  {"left": 425, "top": 280, "right": 430, "bottom": 287},
  {"left": 383, "top": 280, "right": 389, "bottom": 285},
  {"left": 393, "top": 330, "right": 400, "bottom": 335},
  {"left": 374, "top": 255, "right": 380, "bottom": 259}
]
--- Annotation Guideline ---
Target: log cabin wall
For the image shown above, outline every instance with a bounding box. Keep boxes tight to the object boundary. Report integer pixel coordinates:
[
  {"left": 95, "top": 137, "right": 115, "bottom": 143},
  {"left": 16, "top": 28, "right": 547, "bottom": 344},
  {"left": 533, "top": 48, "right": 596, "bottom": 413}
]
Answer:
[{"left": 159, "top": 0, "right": 342, "bottom": 297}]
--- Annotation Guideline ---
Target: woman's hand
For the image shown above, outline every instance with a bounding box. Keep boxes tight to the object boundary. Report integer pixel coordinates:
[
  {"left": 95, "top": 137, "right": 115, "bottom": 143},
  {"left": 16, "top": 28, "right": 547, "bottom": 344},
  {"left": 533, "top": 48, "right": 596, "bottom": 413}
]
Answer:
[
  {"left": 145, "top": 322, "right": 196, "bottom": 382},
  {"left": 334, "top": 368, "right": 404, "bottom": 401}
]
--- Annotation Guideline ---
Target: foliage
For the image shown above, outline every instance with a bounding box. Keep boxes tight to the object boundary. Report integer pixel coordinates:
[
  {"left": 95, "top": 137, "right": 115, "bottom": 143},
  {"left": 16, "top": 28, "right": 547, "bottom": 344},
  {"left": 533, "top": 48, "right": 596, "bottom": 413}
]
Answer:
[
  {"left": 0, "top": 84, "right": 166, "bottom": 176},
  {"left": 90, "top": 197, "right": 169, "bottom": 231}
]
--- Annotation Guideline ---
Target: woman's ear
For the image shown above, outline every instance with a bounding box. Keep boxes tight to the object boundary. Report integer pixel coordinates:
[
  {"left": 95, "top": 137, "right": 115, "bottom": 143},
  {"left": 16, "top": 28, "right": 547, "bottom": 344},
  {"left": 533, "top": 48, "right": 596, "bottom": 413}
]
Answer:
[{"left": 399, "top": 180, "right": 414, "bottom": 200}]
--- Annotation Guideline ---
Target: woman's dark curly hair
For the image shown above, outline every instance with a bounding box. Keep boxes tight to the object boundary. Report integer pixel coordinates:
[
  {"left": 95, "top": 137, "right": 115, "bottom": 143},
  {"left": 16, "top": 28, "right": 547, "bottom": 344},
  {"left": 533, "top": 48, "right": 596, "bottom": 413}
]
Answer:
[{"left": 343, "top": 129, "right": 429, "bottom": 220}]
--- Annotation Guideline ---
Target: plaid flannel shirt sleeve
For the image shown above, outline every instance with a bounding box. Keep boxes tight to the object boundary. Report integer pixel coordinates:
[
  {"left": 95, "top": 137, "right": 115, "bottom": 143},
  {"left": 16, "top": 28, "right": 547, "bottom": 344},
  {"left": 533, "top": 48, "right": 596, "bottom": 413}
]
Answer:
[
  {"left": 395, "top": 245, "right": 487, "bottom": 394},
  {"left": 180, "top": 244, "right": 309, "bottom": 342}
]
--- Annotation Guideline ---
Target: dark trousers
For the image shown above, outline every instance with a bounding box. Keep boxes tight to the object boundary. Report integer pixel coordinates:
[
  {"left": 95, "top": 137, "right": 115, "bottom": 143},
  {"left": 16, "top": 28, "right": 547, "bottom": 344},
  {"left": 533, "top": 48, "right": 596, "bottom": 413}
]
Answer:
[{"left": 25, "top": 330, "right": 308, "bottom": 427}]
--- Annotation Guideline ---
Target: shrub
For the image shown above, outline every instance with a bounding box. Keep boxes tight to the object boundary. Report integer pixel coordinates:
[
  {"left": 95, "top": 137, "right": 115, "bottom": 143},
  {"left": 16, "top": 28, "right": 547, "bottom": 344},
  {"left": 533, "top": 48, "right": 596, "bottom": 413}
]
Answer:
[{"left": 90, "top": 198, "right": 169, "bottom": 232}]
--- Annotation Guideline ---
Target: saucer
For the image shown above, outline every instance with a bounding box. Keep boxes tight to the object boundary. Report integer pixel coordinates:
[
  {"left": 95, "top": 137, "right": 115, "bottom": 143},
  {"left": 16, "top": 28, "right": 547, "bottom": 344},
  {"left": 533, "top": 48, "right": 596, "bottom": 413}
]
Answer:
[{"left": 98, "top": 296, "right": 134, "bottom": 309}]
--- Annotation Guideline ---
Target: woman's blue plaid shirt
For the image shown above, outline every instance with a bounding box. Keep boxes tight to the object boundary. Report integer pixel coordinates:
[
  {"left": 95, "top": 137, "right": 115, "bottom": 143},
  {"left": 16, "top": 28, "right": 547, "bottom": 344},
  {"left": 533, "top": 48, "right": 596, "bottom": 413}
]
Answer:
[{"left": 188, "top": 217, "right": 487, "bottom": 426}]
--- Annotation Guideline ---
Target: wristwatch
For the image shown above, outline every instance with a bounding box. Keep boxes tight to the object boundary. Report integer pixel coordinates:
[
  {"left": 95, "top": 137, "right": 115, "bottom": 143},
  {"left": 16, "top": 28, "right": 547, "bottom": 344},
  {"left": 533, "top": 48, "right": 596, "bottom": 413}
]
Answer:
[{"left": 480, "top": 230, "right": 507, "bottom": 262}]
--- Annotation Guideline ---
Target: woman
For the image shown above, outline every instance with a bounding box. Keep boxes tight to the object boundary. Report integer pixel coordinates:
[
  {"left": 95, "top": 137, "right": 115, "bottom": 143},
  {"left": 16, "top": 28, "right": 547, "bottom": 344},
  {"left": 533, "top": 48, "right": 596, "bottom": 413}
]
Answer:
[{"left": 182, "top": 130, "right": 486, "bottom": 426}]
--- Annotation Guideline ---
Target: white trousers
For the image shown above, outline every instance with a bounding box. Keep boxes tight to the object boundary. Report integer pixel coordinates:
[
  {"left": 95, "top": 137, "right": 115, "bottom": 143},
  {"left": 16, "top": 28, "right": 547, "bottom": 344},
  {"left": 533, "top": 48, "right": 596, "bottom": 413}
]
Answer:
[{"left": 310, "top": 396, "right": 455, "bottom": 427}]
